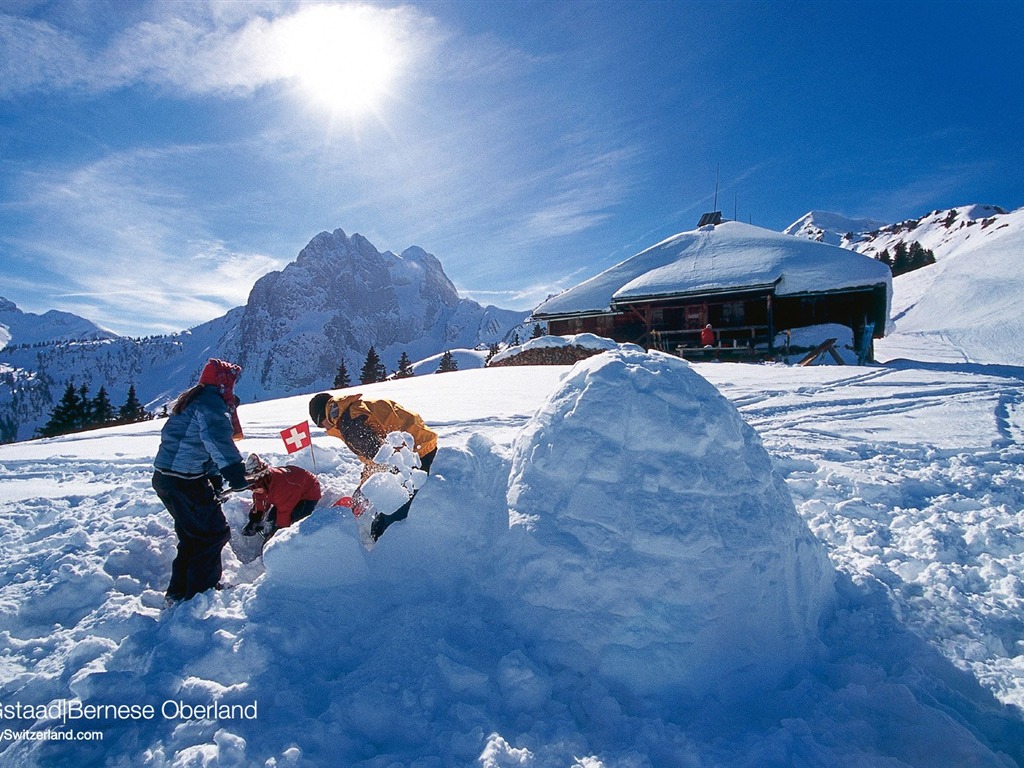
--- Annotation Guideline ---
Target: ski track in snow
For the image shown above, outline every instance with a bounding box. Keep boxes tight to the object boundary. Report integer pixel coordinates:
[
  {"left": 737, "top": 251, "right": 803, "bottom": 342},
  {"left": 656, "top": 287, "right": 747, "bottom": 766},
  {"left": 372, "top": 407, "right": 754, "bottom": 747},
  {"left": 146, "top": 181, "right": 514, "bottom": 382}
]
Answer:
[
  {"left": 1, "top": 361, "right": 1024, "bottom": 765},
  {"left": 708, "top": 363, "right": 1024, "bottom": 710}
]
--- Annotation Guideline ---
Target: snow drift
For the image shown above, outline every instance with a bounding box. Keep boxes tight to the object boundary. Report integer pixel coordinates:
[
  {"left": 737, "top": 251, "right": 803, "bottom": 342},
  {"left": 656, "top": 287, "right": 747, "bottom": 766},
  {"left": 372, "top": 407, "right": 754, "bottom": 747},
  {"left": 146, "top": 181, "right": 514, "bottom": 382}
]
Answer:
[{"left": 505, "top": 349, "right": 835, "bottom": 703}]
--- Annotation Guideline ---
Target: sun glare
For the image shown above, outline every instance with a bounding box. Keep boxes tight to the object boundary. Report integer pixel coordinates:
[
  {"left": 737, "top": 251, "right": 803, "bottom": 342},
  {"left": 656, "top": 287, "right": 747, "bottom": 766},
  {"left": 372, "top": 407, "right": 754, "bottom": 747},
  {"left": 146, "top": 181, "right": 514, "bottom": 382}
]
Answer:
[{"left": 275, "top": 5, "right": 405, "bottom": 116}]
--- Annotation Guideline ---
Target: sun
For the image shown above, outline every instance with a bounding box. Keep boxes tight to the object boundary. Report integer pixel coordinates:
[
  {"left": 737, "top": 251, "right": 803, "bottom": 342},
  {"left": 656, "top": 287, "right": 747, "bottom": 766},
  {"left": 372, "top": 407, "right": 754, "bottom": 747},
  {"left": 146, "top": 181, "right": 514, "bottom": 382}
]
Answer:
[{"left": 275, "top": 5, "right": 405, "bottom": 116}]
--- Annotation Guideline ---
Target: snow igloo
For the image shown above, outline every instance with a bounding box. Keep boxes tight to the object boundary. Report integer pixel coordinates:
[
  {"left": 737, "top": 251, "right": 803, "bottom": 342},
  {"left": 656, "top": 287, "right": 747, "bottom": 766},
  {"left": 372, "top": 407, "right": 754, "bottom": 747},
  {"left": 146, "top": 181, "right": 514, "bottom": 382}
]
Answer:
[{"left": 505, "top": 348, "right": 835, "bottom": 703}]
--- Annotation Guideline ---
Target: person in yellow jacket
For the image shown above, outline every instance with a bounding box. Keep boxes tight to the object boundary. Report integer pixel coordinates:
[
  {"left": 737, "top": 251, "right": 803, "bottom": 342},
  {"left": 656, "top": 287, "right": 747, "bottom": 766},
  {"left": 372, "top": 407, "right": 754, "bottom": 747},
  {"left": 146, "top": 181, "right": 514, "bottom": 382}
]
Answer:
[{"left": 308, "top": 392, "right": 437, "bottom": 541}]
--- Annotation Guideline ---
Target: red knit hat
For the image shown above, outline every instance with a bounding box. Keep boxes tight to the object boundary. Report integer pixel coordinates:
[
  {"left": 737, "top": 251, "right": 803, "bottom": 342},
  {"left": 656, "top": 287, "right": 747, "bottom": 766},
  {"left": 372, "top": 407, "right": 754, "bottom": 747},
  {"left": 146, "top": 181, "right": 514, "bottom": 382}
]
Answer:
[
  {"left": 199, "top": 358, "right": 242, "bottom": 390},
  {"left": 200, "top": 359, "right": 244, "bottom": 441}
]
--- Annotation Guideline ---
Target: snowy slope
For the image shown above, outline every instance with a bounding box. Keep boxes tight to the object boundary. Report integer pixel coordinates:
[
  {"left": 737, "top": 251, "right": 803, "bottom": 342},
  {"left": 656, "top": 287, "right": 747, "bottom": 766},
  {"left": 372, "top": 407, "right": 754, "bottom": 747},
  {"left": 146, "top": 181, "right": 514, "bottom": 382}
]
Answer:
[
  {"left": 873, "top": 207, "right": 1024, "bottom": 365},
  {"left": 1, "top": 350, "right": 1023, "bottom": 766},
  {"left": 784, "top": 205, "right": 1024, "bottom": 366}
]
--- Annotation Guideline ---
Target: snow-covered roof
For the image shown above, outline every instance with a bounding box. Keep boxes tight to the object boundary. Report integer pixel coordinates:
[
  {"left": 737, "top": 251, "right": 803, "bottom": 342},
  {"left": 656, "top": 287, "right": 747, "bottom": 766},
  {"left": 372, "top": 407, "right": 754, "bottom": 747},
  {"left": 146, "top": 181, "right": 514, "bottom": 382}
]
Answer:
[
  {"left": 488, "top": 333, "right": 627, "bottom": 364},
  {"left": 534, "top": 221, "right": 892, "bottom": 318}
]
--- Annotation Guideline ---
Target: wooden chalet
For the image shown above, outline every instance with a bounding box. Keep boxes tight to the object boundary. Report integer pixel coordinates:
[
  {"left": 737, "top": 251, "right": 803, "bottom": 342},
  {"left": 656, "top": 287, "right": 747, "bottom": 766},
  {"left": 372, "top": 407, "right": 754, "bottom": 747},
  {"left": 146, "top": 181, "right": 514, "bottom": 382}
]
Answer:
[{"left": 532, "top": 216, "right": 892, "bottom": 362}]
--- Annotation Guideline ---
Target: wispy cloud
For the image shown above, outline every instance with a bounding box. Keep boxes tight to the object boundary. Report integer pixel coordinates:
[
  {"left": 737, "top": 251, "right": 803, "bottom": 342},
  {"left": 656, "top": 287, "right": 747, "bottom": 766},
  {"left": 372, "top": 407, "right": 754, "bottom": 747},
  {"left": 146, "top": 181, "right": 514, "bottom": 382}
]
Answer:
[
  {"left": 863, "top": 162, "right": 996, "bottom": 222},
  {"left": 7, "top": 145, "right": 283, "bottom": 334},
  {"left": 0, "top": 2, "right": 436, "bottom": 98},
  {"left": 0, "top": 1, "right": 644, "bottom": 332},
  {"left": 458, "top": 265, "right": 596, "bottom": 312}
]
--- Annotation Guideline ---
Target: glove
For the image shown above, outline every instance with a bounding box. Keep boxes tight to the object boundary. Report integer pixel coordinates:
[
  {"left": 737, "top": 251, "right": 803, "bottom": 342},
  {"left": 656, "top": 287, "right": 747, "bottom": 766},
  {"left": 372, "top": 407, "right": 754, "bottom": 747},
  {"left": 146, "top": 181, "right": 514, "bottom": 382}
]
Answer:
[
  {"left": 221, "top": 462, "right": 250, "bottom": 493},
  {"left": 257, "top": 508, "right": 277, "bottom": 540}
]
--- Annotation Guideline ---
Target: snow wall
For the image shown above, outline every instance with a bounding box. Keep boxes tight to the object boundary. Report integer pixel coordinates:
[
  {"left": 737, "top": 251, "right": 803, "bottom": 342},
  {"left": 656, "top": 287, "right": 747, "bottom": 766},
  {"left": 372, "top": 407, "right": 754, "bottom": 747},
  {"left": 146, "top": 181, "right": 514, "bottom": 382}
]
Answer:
[{"left": 505, "top": 348, "right": 836, "bottom": 703}]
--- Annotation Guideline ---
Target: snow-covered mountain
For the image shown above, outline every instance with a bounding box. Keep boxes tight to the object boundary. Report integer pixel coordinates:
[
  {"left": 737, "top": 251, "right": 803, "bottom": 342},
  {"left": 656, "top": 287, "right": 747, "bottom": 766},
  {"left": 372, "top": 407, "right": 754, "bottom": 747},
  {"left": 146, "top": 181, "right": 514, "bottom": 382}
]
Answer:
[
  {"left": 219, "top": 229, "right": 525, "bottom": 401},
  {"left": 782, "top": 210, "right": 888, "bottom": 246},
  {"left": 0, "top": 231, "right": 527, "bottom": 442},
  {"left": 786, "top": 204, "right": 1024, "bottom": 365},
  {"left": 0, "top": 297, "right": 116, "bottom": 349},
  {"left": 787, "top": 204, "right": 1009, "bottom": 257}
]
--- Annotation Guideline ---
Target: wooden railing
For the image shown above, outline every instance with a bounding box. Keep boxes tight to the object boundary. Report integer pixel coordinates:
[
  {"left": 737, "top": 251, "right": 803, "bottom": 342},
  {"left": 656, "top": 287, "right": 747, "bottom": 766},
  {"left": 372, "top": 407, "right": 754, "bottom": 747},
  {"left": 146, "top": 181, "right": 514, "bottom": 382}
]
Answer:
[{"left": 649, "top": 325, "right": 771, "bottom": 351}]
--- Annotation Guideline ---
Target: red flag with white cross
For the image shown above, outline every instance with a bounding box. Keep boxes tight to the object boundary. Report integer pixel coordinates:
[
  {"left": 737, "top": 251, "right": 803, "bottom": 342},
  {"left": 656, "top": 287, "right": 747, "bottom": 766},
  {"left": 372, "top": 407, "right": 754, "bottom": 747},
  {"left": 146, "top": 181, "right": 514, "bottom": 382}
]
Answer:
[{"left": 280, "top": 421, "right": 311, "bottom": 453}]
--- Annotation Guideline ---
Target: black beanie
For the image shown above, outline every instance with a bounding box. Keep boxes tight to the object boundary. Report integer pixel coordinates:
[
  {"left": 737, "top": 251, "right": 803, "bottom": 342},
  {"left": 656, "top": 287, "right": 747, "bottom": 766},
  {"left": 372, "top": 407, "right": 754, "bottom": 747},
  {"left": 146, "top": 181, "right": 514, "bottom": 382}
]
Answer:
[{"left": 309, "top": 392, "right": 331, "bottom": 425}]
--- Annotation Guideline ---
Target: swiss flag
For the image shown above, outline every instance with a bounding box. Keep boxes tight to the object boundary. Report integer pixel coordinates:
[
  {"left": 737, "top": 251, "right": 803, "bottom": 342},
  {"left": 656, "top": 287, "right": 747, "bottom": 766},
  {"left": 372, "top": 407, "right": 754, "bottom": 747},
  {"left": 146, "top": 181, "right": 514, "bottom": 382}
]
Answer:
[{"left": 280, "top": 421, "right": 312, "bottom": 454}]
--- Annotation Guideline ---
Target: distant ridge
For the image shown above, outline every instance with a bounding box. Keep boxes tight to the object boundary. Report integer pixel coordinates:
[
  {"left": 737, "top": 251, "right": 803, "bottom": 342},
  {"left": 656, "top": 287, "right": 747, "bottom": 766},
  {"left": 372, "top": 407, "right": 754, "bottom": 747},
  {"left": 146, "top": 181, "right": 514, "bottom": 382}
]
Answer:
[{"left": 0, "top": 230, "right": 527, "bottom": 442}]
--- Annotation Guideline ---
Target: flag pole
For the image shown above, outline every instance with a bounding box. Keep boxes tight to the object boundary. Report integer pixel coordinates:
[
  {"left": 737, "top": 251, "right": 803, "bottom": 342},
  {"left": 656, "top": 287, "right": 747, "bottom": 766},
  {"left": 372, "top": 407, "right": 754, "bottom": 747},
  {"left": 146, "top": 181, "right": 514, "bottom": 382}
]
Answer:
[{"left": 309, "top": 436, "right": 318, "bottom": 473}]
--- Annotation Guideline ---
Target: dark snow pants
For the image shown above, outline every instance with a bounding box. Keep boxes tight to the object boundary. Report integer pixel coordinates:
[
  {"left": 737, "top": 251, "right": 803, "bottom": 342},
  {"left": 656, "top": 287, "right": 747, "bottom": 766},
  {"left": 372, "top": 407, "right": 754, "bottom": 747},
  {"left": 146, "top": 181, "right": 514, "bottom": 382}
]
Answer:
[{"left": 152, "top": 470, "right": 230, "bottom": 601}]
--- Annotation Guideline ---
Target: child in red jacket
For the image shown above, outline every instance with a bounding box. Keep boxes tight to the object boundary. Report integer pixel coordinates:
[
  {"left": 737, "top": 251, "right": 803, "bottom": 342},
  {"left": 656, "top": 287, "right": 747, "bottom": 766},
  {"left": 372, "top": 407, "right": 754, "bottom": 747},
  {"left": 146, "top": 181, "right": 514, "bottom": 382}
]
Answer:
[{"left": 242, "top": 454, "right": 322, "bottom": 539}]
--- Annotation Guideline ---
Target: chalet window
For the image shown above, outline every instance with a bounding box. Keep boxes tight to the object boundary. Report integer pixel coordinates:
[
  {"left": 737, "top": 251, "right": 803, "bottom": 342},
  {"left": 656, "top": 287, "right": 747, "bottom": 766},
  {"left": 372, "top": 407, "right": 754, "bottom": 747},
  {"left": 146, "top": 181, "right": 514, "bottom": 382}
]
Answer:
[
  {"left": 685, "top": 305, "right": 706, "bottom": 329},
  {"left": 722, "top": 302, "right": 745, "bottom": 325}
]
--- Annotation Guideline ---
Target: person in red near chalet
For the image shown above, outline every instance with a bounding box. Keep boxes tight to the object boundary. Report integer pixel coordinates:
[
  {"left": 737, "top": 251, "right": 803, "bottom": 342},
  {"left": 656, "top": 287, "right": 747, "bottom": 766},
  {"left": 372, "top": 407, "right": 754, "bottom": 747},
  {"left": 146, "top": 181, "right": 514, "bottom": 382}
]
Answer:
[
  {"left": 241, "top": 453, "right": 322, "bottom": 539},
  {"left": 700, "top": 323, "right": 716, "bottom": 347}
]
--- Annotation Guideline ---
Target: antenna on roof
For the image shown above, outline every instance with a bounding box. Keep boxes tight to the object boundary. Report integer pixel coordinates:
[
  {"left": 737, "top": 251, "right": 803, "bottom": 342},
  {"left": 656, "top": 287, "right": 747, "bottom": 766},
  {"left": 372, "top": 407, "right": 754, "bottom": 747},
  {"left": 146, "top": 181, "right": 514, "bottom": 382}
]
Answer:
[
  {"left": 734, "top": 192, "right": 737, "bottom": 223},
  {"left": 714, "top": 164, "right": 719, "bottom": 212}
]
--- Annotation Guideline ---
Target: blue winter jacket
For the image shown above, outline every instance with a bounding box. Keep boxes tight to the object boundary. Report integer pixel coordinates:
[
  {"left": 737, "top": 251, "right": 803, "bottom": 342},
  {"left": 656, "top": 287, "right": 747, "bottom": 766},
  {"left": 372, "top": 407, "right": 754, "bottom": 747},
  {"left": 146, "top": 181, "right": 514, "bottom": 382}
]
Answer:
[{"left": 154, "top": 386, "right": 245, "bottom": 486}]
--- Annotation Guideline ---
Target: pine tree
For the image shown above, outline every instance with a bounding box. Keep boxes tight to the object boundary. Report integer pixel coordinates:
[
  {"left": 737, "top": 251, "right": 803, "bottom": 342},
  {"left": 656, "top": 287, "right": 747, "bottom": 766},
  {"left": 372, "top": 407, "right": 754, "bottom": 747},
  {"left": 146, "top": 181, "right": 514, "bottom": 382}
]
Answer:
[
  {"left": 531, "top": 323, "right": 545, "bottom": 339},
  {"left": 117, "top": 385, "right": 149, "bottom": 424},
  {"left": 485, "top": 343, "right": 500, "bottom": 364},
  {"left": 394, "top": 351, "right": 415, "bottom": 379},
  {"left": 333, "top": 360, "right": 352, "bottom": 389},
  {"left": 37, "top": 383, "right": 82, "bottom": 438},
  {"left": 436, "top": 350, "right": 458, "bottom": 373},
  {"left": 360, "top": 347, "right": 386, "bottom": 385},
  {"left": 76, "top": 384, "right": 92, "bottom": 432},
  {"left": 510, "top": 331, "right": 521, "bottom": 346},
  {"left": 90, "top": 386, "right": 115, "bottom": 428},
  {"left": 0, "top": 414, "right": 16, "bottom": 444},
  {"left": 891, "top": 241, "right": 910, "bottom": 276},
  {"left": 907, "top": 242, "right": 936, "bottom": 271}
]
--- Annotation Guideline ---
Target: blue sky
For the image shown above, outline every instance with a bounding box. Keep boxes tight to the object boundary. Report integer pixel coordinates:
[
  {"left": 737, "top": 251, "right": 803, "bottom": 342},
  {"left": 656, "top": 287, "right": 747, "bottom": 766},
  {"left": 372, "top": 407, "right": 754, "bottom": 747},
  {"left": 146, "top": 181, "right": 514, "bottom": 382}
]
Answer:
[{"left": 1, "top": 0, "right": 1021, "bottom": 337}]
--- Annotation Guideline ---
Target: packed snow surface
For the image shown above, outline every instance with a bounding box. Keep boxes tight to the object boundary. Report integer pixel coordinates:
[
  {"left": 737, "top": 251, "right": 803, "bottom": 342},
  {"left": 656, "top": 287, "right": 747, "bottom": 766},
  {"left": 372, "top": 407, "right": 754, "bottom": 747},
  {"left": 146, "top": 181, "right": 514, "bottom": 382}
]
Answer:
[{"left": 2, "top": 340, "right": 1024, "bottom": 766}]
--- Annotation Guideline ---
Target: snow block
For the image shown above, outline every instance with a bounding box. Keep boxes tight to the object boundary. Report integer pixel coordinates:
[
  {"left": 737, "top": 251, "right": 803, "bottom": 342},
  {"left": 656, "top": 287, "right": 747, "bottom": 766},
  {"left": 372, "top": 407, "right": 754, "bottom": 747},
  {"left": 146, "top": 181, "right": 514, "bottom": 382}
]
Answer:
[
  {"left": 261, "top": 506, "right": 370, "bottom": 588},
  {"left": 505, "top": 348, "right": 835, "bottom": 703}
]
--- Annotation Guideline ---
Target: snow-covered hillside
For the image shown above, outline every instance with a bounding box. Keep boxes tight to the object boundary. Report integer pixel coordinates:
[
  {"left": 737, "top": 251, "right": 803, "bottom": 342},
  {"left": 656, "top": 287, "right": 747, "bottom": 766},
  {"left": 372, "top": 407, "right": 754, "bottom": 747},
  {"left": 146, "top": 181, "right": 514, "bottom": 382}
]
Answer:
[
  {"left": 1, "top": 341, "right": 1023, "bottom": 766},
  {"left": 786, "top": 205, "right": 1024, "bottom": 366}
]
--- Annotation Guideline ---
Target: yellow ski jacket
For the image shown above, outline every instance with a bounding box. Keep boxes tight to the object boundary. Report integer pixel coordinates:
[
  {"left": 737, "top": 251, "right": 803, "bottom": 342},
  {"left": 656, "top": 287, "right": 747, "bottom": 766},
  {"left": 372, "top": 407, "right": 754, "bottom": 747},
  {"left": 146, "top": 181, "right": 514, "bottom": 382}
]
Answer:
[{"left": 322, "top": 394, "right": 438, "bottom": 462}]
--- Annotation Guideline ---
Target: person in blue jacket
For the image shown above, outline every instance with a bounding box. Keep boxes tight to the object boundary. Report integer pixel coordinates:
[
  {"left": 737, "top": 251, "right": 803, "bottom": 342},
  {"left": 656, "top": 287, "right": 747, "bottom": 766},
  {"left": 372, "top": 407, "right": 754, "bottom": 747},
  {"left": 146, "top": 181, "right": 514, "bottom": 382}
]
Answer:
[{"left": 152, "top": 358, "right": 249, "bottom": 603}]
